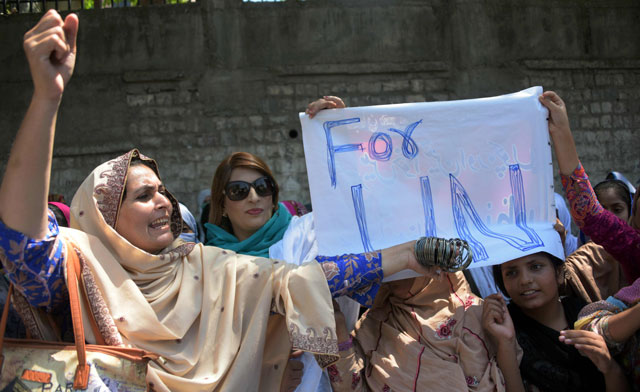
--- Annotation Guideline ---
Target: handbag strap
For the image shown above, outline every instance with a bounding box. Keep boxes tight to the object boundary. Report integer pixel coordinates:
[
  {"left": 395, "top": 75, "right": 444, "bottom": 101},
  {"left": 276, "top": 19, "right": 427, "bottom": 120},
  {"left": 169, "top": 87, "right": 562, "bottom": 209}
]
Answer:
[
  {"left": 65, "top": 243, "right": 91, "bottom": 389},
  {"left": 68, "top": 247, "right": 106, "bottom": 346},
  {"left": 0, "top": 283, "right": 14, "bottom": 370},
  {"left": 0, "top": 244, "right": 99, "bottom": 388}
]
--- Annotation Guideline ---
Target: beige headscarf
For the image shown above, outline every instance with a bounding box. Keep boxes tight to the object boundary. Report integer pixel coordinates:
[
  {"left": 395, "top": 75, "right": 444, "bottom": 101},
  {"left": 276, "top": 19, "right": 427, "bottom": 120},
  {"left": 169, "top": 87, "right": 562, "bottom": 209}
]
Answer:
[
  {"left": 353, "top": 272, "right": 506, "bottom": 392},
  {"left": 60, "top": 149, "right": 338, "bottom": 391}
]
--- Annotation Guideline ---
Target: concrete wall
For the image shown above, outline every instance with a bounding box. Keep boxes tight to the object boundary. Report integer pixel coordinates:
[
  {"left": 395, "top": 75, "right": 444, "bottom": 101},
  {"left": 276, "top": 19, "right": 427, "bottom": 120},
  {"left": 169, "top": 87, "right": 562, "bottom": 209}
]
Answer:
[{"left": 1, "top": 0, "right": 639, "bottom": 217}]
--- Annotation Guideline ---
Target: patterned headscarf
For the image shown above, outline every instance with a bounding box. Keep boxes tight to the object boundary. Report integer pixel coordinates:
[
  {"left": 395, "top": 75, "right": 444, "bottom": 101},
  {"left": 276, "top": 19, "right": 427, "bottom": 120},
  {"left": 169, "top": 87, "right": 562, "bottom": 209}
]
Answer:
[{"left": 92, "top": 149, "right": 182, "bottom": 238}]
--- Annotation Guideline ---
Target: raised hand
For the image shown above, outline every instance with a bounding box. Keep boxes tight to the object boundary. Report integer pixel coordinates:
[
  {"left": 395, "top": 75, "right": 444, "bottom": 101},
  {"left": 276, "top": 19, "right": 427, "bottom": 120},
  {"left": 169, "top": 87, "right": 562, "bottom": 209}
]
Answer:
[
  {"left": 482, "top": 293, "right": 516, "bottom": 346},
  {"left": 23, "top": 10, "right": 78, "bottom": 101},
  {"left": 538, "top": 91, "right": 579, "bottom": 175},
  {"left": 305, "top": 96, "right": 346, "bottom": 118},
  {"left": 553, "top": 218, "right": 567, "bottom": 249},
  {"left": 482, "top": 293, "right": 526, "bottom": 392},
  {"left": 538, "top": 91, "right": 570, "bottom": 138},
  {"left": 0, "top": 10, "right": 78, "bottom": 238}
]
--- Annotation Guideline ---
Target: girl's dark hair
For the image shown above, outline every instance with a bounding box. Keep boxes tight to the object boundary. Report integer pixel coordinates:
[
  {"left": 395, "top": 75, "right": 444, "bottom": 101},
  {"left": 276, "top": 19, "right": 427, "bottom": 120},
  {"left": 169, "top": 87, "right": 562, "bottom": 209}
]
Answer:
[
  {"left": 593, "top": 179, "right": 632, "bottom": 217},
  {"left": 492, "top": 252, "right": 563, "bottom": 298}
]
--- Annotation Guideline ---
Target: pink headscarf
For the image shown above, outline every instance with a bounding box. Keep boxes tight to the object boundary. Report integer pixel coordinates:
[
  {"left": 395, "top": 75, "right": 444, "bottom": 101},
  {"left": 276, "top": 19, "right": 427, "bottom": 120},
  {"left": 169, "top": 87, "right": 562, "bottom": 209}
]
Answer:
[{"left": 48, "top": 201, "right": 70, "bottom": 226}]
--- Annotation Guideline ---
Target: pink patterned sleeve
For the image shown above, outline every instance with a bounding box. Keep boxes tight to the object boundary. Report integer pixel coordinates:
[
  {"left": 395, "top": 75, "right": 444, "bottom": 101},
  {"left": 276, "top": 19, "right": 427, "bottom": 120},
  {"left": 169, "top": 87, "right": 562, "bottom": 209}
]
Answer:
[{"left": 561, "top": 162, "right": 640, "bottom": 283}]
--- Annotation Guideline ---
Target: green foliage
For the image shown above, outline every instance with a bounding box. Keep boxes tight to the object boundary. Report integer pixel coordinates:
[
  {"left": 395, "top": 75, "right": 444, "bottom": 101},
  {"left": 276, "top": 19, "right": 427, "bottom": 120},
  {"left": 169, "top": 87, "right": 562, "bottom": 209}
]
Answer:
[{"left": 84, "top": 0, "right": 140, "bottom": 9}]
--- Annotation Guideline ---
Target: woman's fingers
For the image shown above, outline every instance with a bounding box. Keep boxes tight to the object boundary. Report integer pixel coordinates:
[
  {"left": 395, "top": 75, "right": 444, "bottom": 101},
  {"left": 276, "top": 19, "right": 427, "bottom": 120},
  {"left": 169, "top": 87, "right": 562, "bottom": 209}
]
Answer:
[
  {"left": 323, "top": 95, "right": 346, "bottom": 108},
  {"left": 559, "top": 330, "right": 602, "bottom": 345},
  {"left": 289, "top": 350, "right": 304, "bottom": 359},
  {"left": 306, "top": 96, "right": 346, "bottom": 118},
  {"left": 539, "top": 91, "right": 564, "bottom": 109},
  {"left": 24, "top": 9, "right": 64, "bottom": 40},
  {"left": 28, "top": 32, "right": 69, "bottom": 63},
  {"left": 23, "top": 10, "right": 78, "bottom": 100},
  {"left": 483, "top": 302, "right": 505, "bottom": 324},
  {"left": 560, "top": 330, "right": 613, "bottom": 372},
  {"left": 27, "top": 26, "right": 69, "bottom": 61},
  {"left": 63, "top": 13, "right": 79, "bottom": 55}
]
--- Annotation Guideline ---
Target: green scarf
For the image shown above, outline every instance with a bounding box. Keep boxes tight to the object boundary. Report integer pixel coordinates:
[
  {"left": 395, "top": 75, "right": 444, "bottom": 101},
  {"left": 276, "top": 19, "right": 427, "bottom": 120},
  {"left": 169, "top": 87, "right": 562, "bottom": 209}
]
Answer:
[{"left": 204, "top": 203, "right": 292, "bottom": 258}]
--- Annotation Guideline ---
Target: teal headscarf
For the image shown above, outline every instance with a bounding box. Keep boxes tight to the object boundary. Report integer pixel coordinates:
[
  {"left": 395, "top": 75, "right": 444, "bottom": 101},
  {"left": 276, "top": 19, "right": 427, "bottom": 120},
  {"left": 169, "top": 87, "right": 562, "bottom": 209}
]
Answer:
[{"left": 204, "top": 203, "right": 292, "bottom": 258}]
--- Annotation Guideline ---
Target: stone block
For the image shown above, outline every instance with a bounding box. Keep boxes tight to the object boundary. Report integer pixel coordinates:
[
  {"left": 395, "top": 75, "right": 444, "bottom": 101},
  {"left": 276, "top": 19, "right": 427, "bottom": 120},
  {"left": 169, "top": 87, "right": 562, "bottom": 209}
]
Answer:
[
  {"left": 576, "top": 104, "right": 589, "bottom": 115},
  {"left": 127, "top": 94, "right": 154, "bottom": 107},
  {"left": 177, "top": 91, "right": 193, "bottom": 104},
  {"left": 382, "top": 80, "right": 410, "bottom": 92},
  {"left": 154, "top": 92, "right": 173, "bottom": 106},
  {"left": 140, "top": 107, "right": 189, "bottom": 117},
  {"left": 410, "top": 79, "right": 424, "bottom": 93},
  {"left": 269, "top": 115, "right": 290, "bottom": 125},
  {"left": 357, "top": 81, "right": 382, "bottom": 94},
  {"left": 405, "top": 94, "right": 426, "bottom": 103},
  {"left": 431, "top": 93, "right": 449, "bottom": 102},
  {"left": 267, "top": 85, "right": 295, "bottom": 96},
  {"left": 295, "top": 84, "right": 318, "bottom": 97},
  {"left": 572, "top": 73, "right": 594, "bottom": 89},
  {"left": 553, "top": 74, "right": 573, "bottom": 88},
  {"left": 249, "top": 115, "right": 263, "bottom": 127},
  {"left": 580, "top": 117, "right": 600, "bottom": 129},
  {"left": 595, "top": 74, "right": 612, "bottom": 86},
  {"left": 613, "top": 74, "right": 625, "bottom": 86},
  {"left": 423, "top": 79, "right": 446, "bottom": 91}
]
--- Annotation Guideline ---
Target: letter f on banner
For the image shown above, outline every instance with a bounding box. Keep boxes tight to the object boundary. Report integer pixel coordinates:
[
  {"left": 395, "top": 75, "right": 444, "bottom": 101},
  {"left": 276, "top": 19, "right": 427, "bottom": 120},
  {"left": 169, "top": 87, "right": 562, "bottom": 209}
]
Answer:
[
  {"left": 450, "top": 164, "right": 544, "bottom": 261},
  {"left": 324, "top": 118, "right": 363, "bottom": 188}
]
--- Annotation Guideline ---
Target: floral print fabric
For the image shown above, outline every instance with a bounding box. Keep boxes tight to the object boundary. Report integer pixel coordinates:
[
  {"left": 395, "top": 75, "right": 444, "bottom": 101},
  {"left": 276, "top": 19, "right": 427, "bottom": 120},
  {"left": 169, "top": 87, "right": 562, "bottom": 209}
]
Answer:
[
  {"left": 0, "top": 210, "right": 66, "bottom": 311},
  {"left": 318, "top": 251, "right": 383, "bottom": 307},
  {"left": 561, "top": 162, "right": 640, "bottom": 283}
]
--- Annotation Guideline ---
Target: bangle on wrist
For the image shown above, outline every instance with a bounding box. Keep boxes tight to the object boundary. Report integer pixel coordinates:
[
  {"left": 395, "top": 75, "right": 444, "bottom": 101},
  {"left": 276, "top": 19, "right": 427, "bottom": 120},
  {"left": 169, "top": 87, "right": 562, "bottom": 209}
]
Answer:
[{"left": 338, "top": 336, "right": 353, "bottom": 351}]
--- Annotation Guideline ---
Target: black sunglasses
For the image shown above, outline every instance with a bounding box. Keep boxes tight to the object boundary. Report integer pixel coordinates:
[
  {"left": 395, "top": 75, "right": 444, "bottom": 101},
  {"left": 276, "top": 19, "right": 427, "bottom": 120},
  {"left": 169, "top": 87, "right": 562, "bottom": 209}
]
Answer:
[{"left": 224, "top": 177, "right": 275, "bottom": 201}]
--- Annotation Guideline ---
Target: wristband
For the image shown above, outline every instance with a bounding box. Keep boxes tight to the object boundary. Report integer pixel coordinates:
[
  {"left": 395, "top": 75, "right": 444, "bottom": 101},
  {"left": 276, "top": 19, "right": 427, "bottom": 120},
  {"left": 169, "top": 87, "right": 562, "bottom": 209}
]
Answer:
[{"left": 338, "top": 336, "right": 353, "bottom": 351}]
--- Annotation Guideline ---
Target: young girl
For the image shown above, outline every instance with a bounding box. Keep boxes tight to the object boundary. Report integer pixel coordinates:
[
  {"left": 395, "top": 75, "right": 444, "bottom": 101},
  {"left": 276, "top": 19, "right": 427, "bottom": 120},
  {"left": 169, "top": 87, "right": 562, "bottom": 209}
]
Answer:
[
  {"left": 483, "top": 252, "right": 629, "bottom": 392},
  {"left": 593, "top": 179, "right": 632, "bottom": 223}
]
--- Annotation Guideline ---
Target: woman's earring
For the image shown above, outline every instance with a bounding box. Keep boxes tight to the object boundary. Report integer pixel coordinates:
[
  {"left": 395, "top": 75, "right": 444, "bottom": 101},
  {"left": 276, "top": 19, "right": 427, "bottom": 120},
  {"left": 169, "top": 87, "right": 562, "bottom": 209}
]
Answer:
[{"left": 222, "top": 211, "right": 228, "bottom": 218}]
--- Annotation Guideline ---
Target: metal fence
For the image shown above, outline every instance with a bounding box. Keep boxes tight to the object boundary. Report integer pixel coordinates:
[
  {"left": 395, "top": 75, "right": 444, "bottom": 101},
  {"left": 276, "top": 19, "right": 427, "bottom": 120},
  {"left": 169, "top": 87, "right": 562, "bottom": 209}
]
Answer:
[{"left": 2, "top": 0, "right": 195, "bottom": 14}]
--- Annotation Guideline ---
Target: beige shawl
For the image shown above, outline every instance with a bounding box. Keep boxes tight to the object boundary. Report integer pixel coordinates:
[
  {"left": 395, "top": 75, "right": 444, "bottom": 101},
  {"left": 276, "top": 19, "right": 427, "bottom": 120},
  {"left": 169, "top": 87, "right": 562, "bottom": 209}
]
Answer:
[
  {"left": 353, "top": 272, "right": 505, "bottom": 392},
  {"left": 60, "top": 149, "right": 338, "bottom": 391},
  {"left": 561, "top": 241, "right": 626, "bottom": 303}
]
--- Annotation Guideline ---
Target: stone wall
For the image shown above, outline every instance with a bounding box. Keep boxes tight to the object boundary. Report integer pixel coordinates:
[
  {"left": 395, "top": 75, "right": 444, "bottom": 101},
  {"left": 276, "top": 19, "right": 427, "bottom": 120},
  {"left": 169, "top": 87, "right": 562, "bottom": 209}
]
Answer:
[{"left": 1, "top": 0, "right": 639, "bottom": 217}]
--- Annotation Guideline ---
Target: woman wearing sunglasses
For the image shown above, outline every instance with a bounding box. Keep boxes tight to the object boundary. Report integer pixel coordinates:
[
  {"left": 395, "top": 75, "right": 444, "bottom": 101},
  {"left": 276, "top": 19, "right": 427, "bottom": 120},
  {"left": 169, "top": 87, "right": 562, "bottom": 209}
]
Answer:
[{"left": 205, "top": 152, "right": 289, "bottom": 256}]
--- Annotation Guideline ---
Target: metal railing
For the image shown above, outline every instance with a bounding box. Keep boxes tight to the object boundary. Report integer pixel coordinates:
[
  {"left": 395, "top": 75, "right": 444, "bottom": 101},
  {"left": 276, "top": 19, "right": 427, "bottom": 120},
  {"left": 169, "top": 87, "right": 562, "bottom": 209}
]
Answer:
[{"left": 2, "top": 0, "right": 195, "bottom": 14}]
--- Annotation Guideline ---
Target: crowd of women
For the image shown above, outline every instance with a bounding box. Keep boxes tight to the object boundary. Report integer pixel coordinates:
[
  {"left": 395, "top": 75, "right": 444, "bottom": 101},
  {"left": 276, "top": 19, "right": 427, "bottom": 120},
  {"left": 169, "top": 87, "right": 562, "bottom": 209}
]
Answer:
[{"left": 0, "top": 10, "right": 638, "bottom": 392}]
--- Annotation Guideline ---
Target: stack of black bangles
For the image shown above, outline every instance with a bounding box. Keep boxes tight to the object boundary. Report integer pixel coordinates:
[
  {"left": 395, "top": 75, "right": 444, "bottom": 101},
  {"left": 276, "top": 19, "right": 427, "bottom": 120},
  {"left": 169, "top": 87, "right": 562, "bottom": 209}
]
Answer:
[{"left": 414, "top": 237, "right": 473, "bottom": 272}]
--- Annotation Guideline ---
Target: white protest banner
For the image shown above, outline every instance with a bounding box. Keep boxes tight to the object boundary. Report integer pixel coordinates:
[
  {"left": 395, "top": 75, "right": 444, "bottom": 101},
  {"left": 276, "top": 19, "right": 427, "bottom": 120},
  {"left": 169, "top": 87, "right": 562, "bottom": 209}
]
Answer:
[{"left": 300, "top": 87, "right": 564, "bottom": 281}]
